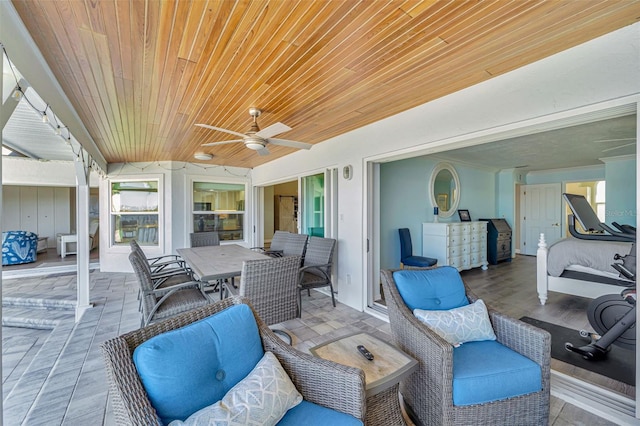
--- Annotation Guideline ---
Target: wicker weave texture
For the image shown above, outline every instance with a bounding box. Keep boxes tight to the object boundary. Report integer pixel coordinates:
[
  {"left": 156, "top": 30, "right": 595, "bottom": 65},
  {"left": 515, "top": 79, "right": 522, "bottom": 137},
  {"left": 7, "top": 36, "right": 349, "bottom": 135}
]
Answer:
[
  {"left": 101, "top": 296, "right": 366, "bottom": 425},
  {"left": 236, "top": 255, "right": 301, "bottom": 326},
  {"left": 380, "top": 268, "right": 550, "bottom": 426},
  {"left": 189, "top": 231, "right": 220, "bottom": 247},
  {"left": 282, "top": 232, "right": 309, "bottom": 258}
]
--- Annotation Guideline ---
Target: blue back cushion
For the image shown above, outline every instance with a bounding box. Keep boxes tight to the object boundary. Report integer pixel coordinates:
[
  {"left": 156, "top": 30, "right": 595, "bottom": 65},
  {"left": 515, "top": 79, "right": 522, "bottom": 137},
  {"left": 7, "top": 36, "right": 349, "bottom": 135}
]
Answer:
[
  {"left": 133, "top": 304, "right": 264, "bottom": 424},
  {"left": 393, "top": 266, "right": 469, "bottom": 311}
]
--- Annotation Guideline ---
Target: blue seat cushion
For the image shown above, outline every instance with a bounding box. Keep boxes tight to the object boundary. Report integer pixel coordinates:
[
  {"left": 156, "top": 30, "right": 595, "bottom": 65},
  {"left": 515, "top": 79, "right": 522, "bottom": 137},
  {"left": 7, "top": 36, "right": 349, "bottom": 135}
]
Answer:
[
  {"left": 277, "top": 400, "right": 363, "bottom": 425},
  {"left": 452, "top": 340, "right": 542, "bottom": 406},
  {"left": 133, "top": 304, "right": 264, "bottom": 425},
  {"left": 393, "top": 267, "right": 469, "bottom": 311},
  {"left": 402, "top": 255, "right": 437, "bottom": 268}
]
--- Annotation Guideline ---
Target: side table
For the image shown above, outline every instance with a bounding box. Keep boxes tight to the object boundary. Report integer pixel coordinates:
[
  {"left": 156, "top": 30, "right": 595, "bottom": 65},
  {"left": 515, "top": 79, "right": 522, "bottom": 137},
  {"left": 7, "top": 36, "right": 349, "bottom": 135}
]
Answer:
[
  {"left": 36, "top": 237, "right": 49, "bottom": 253},
  {"left": 59, "top": 234, "right": 78, "bottom": 258},
  {"left": 310, "top": 332, "right": 418, "bottom": 425}
]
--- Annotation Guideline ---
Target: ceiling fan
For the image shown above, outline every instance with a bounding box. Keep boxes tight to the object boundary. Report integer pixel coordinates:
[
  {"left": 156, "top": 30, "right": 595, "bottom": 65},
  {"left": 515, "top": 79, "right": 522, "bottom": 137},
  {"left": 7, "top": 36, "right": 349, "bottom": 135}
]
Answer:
[
  {"left": 196, "top": 108, "right": 312, "bottom": 156},
  {"left": 592, "top": 137, "right": 637, "bottom": 153}
]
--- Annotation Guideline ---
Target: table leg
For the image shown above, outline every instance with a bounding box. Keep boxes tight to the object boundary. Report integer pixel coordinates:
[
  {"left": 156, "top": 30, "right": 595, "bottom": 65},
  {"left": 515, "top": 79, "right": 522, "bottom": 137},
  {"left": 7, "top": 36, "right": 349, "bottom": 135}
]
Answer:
[{"left": 365, "top": 384, "right": 407, "bottom": 426}]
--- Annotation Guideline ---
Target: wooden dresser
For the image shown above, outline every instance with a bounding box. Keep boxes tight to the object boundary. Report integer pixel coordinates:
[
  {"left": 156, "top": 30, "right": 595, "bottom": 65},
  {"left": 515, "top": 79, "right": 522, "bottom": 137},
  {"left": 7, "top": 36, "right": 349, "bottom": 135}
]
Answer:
[{"left": 422, "top": 222, "right": 488, "bottom": 271}]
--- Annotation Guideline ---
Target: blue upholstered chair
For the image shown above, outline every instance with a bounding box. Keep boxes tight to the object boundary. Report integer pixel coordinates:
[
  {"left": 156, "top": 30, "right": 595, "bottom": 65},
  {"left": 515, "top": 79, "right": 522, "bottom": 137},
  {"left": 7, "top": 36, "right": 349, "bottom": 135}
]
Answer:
[
  {"left": 2, "top": 231, "right": 38, "bottom": 266},
  {"left": 398, "top": 228, "right": 437, "bottom": 267},
  {"left": 381, "top": 267, "right": 550, "bottom": 426},
  {"left": 101, "top": 296, "right": 365, "bottom": 425}
]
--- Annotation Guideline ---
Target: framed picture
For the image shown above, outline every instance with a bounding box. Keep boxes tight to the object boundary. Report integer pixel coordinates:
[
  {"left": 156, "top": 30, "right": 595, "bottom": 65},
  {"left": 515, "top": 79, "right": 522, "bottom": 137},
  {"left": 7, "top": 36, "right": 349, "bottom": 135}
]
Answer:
[{"left": 458, "top": 209, "right": 471, "bottom": 222}]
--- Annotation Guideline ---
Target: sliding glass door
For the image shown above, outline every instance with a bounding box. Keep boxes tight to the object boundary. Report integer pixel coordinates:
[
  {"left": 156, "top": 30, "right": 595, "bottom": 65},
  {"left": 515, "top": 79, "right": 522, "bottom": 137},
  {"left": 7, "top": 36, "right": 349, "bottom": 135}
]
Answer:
[{"left": 300, "top": 173, "right": 325, "bottom": 237}]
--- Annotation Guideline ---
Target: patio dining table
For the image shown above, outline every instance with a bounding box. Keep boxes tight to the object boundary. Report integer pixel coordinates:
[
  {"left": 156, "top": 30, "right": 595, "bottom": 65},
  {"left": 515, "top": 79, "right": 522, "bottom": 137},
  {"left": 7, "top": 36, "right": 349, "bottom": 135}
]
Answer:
[{"left": 176, "top": 244, "right": 270, "bottom": 298}]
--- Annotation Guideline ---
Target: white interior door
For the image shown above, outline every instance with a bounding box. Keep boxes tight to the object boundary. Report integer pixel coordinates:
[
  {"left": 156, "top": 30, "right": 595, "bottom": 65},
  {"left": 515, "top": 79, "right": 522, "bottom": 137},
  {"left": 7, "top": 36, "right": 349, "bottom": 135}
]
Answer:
[{"left": 522, "top": 183, "right": 562, "bottom": 255}]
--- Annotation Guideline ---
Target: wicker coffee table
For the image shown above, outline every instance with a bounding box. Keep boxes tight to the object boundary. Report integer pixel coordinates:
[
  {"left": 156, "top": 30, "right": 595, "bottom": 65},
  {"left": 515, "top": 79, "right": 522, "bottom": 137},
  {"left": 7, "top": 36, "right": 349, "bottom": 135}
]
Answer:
[{"left": 310, "top": 332, "right": 417, "bottom": 425}]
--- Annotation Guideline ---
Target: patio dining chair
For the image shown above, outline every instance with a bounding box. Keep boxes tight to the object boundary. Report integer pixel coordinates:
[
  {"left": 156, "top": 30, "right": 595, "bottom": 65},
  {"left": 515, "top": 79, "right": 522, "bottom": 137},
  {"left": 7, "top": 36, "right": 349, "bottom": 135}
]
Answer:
[
  {"left": 190, "top": 231, "right": 220, "bottom": 247},
  {"left": 130, "top": 240, "right": 191, "bottom": 278},
  {"left": 298, "top": 236, "right": 336, "bottom": 316},
  {"left": 223, "top": 255, "right": 301, "bottom": 343},
  {"left": 282, "top": 232, "right": 309, "bottom": 262},
  {"left": 252, "top": 230, "right": 290, "bottom": 257},
  {"left": 130, "top": 241, "right": 197, "bottom": 309},
  {"left": 129, "top": 252, "right": 212, "bottom": 327}
]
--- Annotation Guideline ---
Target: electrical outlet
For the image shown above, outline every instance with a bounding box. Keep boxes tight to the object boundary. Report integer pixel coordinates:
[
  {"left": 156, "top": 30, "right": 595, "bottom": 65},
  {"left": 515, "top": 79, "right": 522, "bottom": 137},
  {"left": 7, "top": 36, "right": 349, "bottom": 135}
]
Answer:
[{"left": 346, "top": 274, "right": 351, "bottom": 285}]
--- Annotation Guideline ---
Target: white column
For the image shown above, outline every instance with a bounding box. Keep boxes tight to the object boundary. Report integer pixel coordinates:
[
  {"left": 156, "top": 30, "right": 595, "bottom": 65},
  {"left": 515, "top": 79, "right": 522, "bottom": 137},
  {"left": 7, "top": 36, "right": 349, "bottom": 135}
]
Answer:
[
  {"left": 1, "top": 39, "right": 5, "bottom": 418},
  {"left": 74, "top": 151, "right": 93, "bottom": 321}
]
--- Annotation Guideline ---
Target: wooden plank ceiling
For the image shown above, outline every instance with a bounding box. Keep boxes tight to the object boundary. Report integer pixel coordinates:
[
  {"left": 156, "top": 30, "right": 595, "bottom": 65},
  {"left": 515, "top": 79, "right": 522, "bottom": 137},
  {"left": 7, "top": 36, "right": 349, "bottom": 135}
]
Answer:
[{"left": 11, "top": 0, "right": 640, "bottom": 168}]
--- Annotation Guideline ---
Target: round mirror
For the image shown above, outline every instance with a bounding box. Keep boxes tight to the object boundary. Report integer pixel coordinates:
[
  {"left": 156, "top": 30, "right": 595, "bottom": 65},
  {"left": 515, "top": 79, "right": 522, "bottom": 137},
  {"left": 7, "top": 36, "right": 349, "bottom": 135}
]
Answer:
[{"left": 429, "top": 163, "right": 460, "bottom": 218}]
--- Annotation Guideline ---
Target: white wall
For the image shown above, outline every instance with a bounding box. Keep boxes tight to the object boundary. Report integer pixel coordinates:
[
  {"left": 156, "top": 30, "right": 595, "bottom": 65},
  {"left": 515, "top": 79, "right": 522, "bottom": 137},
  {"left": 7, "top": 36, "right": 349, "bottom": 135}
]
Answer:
[
  {"left": 2, "top": 157, "right": 100, "bottom": 187},
  {"left": 252, "top": 23, "right": 640, "bottom": 312}
]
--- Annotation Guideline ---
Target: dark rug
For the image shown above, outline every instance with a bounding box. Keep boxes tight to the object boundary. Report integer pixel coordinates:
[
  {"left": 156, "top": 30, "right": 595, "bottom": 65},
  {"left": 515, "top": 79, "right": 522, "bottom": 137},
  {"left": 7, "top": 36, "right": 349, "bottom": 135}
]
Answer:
[{"left": 520, "top": 316, "right": 635, "bottom": 386}]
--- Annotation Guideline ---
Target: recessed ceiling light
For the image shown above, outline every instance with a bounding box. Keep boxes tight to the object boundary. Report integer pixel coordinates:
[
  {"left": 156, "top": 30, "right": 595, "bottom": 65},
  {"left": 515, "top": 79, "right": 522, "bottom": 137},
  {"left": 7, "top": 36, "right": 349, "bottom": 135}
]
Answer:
[{"left": 194, "top": 153, "right": 213, "bottom": 161}]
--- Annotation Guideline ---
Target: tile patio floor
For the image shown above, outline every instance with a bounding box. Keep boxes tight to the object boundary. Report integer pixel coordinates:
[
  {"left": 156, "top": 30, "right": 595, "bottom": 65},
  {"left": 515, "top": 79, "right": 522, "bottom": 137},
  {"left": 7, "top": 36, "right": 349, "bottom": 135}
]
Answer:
[{"left": 1, "top": 267, "right": 620, "bottom": 425}]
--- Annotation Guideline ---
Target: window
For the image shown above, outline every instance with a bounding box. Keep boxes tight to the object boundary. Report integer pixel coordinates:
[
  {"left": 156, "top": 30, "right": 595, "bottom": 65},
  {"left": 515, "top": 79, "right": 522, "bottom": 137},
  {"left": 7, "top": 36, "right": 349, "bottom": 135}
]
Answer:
[
  {"left": 110, "top": 180, "right": 159, "bottom": 246},
  {"left": 192, "top": 181, "right": 245, "bottom": 241}
]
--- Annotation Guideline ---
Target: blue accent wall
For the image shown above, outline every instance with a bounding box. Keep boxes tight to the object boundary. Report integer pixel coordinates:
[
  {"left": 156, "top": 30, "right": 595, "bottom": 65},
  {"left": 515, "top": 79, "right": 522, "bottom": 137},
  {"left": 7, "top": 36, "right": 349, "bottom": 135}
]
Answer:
[
  {"left": 605, "top": 157, "right": 636, "bottom": 226},
  {"left": 380, "top": 157, "right": 496, "bottom": 270},
  {"left": 525, "top": 160, "right": 636, "bottom": 227},
  {"left": 380, "top": 155, "right": 635, "bottom": 271}
]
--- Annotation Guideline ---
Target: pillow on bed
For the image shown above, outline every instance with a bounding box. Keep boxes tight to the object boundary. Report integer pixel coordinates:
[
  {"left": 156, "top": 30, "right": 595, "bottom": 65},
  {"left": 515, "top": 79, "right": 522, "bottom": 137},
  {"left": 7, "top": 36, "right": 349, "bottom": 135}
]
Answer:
[{"left": 413, "top": 299, "right": 496, "bottom": 346}]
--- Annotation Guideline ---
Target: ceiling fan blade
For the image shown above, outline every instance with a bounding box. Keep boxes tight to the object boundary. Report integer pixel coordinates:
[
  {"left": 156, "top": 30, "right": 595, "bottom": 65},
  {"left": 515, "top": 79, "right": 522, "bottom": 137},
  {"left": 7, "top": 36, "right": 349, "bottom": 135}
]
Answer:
[
  {"left": 593, "top": 137, "right": 636, "bottom": 143},
  {"left": 256, "top": 122, "right": 291, "bottom": 139},
  {"left": 195, "top": 123, "right": 246, "bottom": 138},
  {"left": 268, "top": 138, "right": 312, "bottom": 150},
  {"left": 201, "top": 139, "right": 244, "bottom": 146},
  {"left": 256, "top": 147, "right": 270, "bottom": 156},
  {"left": 602, "top": 142, "right": 636, "bottom": 153}
]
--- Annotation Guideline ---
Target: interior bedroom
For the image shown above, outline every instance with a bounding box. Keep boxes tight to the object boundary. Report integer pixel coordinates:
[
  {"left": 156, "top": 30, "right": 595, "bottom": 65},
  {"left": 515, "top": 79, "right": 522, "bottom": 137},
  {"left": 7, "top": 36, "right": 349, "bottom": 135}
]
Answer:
[{"left": 377, "top": 108, "right": 637, "bottom": 416}]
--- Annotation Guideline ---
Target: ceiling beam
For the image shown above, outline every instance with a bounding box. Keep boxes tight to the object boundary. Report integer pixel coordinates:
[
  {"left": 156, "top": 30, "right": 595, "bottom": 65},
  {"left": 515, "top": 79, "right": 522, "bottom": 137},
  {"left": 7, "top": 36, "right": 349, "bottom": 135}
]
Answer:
[{"left": 0, "top": 1, "right": 107, "bottom": 172}]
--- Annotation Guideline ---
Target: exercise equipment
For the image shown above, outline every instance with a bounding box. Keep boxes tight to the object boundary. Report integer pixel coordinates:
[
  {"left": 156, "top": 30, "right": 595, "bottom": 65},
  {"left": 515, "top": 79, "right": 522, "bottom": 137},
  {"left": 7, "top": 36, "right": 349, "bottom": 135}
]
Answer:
[{"left": 561, "top": 193, "right": 636, "bottom": 361}]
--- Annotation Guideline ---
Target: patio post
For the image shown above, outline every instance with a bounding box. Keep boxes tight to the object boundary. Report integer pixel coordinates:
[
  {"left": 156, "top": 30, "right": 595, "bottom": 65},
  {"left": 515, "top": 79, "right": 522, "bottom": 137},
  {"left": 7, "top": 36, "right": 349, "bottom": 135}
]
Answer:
[{"left": 74, "top": 151, "right": 93, "bottom": 321}]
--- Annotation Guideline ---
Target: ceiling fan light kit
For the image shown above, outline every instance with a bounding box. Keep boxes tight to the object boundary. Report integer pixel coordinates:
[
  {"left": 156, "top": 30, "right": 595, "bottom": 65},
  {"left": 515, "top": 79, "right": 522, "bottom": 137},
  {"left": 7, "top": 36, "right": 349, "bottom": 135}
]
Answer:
[
  {"left": 194, "top": 152, "right": 213, "bottom": 161},
  {"left": 196, "top": 107, "right": 313, "bottom": 156}
]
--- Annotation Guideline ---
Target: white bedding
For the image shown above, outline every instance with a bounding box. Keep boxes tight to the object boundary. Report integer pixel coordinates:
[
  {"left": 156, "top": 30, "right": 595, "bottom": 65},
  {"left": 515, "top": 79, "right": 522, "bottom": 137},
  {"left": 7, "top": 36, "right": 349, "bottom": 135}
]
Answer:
[
  {"left": 546, "top": 237, "right": 633, "bottom": 277},
  {"left": 537, "top": 234, "right": 634, "bottom": 305}
]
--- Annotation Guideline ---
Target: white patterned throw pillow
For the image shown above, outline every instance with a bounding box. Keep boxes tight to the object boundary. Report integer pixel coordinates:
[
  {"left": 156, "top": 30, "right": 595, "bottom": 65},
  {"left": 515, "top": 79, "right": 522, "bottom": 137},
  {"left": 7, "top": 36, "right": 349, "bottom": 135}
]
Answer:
[
  {"left": 413, "top": 299, "right": 496, "bottom": 346},
  {"left": 169, "top": 351, "right": 303, "bottom": 426}
]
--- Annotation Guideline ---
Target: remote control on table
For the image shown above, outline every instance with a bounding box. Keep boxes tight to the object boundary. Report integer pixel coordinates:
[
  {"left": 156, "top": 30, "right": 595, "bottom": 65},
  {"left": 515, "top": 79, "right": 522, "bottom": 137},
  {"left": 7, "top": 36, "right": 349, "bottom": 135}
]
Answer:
[{"left": 357, "top": 345, "right": 374, "bottom": 361}]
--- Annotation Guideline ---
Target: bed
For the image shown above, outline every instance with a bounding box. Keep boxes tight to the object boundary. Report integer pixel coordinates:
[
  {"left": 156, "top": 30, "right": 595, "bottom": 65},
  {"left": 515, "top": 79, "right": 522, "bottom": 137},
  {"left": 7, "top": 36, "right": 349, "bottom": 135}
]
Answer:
[{"left": 536, "top": 233, "right": 634, "bottom": 305}]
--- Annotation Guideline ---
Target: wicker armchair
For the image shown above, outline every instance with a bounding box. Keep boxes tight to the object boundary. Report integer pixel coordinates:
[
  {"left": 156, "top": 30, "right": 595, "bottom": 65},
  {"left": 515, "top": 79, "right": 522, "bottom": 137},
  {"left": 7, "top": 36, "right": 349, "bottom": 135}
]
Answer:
[
  {"left": 381, "top": 268, "right": 551, "bottom": 426},
  {"left": 101, "top": 296, "right": 366, "bottom": 425},
  {"left": 299, "top": 237, "right": 337, "bottom": 313},
  {"left": 129, "top": 252, "right": 212, "bottom": 327},
  {"left": 190, "top": 231, "right": 220, "bottom": 247}
]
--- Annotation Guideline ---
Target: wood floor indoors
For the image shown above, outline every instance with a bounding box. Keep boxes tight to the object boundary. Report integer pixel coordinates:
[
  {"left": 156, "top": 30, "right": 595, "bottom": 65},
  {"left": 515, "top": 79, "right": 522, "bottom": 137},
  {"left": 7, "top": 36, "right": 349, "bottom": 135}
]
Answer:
[{"left": 1, "top": 254, "right": 630, "bottom": 425}]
